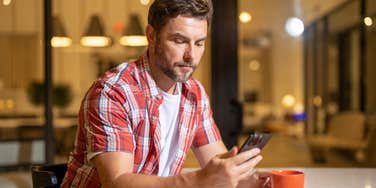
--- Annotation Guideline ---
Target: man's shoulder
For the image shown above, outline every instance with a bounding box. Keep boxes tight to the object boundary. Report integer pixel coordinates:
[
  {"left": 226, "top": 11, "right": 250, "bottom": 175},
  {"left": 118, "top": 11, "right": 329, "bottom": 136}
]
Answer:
[
  {"left": 87, "top": 61, "right": 144, "bottom": 97},
  {"left": 96, "top": 61, "right": 142, "bottom": 87}
]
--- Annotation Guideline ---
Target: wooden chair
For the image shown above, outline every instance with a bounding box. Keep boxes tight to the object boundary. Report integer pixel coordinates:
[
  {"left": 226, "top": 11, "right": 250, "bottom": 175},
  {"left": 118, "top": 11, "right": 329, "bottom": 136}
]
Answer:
[
  {"left": 308, "top": 112, "right": 369, "bottom": 162},
  {"left": 17, "top": 125, "right": 44, "bottom": 164},
  {"left": 31, "top": 163, "right": 67, "bottom": 188}
]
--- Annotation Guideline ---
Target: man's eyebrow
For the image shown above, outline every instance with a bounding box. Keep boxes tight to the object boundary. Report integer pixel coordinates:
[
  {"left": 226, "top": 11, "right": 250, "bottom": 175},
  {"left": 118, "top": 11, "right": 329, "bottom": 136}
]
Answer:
[{"left": 169, "top": 33, "right": 207, "bottom": 42}]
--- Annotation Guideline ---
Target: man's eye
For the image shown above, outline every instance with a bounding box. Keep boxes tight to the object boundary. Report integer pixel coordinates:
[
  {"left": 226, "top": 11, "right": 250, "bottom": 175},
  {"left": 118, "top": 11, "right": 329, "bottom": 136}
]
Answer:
[
  {"left": 174, "top": 39, "right": 185, "bottom": 44},
  {"left": 196, "top": 42, "right": 204, "bottom": 47}
]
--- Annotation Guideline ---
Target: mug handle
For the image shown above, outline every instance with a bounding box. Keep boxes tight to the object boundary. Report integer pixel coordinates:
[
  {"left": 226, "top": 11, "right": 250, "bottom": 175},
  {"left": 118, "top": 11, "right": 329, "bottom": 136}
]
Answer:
[{"left": 256, "top": 171, "right": 272, "bottom": 188}]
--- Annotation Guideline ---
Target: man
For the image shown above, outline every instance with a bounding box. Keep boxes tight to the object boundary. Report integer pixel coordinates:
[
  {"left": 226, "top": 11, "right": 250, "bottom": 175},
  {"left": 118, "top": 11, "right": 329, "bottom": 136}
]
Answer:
[{"left": 61, "top": 0, "right": 267, "bottom": 187}]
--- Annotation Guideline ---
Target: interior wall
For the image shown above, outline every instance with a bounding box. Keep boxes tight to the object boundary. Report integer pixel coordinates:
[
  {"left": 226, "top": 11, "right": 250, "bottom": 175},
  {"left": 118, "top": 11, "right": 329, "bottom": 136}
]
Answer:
[
  {"left": 0, "top": 0, "right": 43, "bottom": 115},
  {"left": 271, "top": 32, "right": 304, "bottom": 116},
  {"left": 0, "top": 34, "right": 39, "bottom": 88},
  {"left": 1, "top": 0, "right": 212, "bottom": 115},
  {"left": 367, "top": 29, "right": 376, "bottom": 113},
  {"left": 239, "top": 0, "right": 304, "bottom": 117},
  {"left": 301, "top": 0, "right": 348, "bottom": 24},
  {"left": 238, "top": 0, "right": 349, "bottom": 118},
  {"left": 366, "top": 0, "right": 376, "bottom": 113},
  {"left": 0, "top": 0, "right": 350, "bottom": 116}
]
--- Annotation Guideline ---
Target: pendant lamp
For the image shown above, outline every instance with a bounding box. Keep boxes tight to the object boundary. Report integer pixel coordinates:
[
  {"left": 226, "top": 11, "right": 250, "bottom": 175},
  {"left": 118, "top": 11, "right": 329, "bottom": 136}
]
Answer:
[
  {"left": 119, "top": 14, "right": 148, "bottom": 47},
  {"left": 51, "top": 15, "right": 72, "bottom": 47},
  {"left": 80, "top": 14, "right": 112, "bottom": 47}
]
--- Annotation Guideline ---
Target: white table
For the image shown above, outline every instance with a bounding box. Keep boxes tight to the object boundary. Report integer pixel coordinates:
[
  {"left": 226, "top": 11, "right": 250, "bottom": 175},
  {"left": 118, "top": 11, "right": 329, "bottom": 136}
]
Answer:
[
  {"left": 184, "top": 168, "right": 376, "bottom": 188},
  {"left": 264, "top": 168, "right": 376, "bottom": 188}
]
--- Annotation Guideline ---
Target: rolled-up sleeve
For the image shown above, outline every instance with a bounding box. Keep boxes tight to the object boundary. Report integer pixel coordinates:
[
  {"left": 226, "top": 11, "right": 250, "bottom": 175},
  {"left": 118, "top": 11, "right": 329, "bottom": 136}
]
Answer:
[{"left": 83, "top": 83, "right": 134, "bottom": 154}]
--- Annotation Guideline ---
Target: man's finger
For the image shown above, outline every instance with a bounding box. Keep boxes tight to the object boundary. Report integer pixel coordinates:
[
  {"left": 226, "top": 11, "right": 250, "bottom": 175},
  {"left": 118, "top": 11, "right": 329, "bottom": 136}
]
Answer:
[
  {"left": 236, "top": 155, "right": 263, "bottom": 175},
  {"left": 254, "top": 171, "right": 272, "bottom": 188},
  {"left": 232, "top": 148, "right": 260, "bottom": 165}
]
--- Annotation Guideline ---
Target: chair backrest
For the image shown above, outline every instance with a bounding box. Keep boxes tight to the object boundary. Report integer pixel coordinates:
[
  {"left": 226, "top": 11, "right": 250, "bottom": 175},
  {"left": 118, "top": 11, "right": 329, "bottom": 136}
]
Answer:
[
  {"left": 31, "top": 163, "right": 67, "bottom": 188},
  {"left": 328, "top": 112, "right": 365, "bottom": 140},
  {"left": 17, "top": 125, "right": 44, "bottom": 140}
]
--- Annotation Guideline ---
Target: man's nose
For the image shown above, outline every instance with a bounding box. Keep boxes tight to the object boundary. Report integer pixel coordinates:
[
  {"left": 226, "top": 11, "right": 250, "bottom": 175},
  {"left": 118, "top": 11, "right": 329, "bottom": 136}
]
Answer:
[{"left": 183, "top": 45, "right": 194, "bottom": 62}]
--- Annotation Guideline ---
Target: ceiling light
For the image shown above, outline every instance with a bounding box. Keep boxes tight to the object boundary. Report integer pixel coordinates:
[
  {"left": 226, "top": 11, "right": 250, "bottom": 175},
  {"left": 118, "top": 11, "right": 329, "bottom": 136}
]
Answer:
[
  {"left": 2, "top": 0, "right": 11, "bottom": 6},
  {"left": 6, "top": 99, "right": 14, "bottom": 109},
  {"left": 282, "top": 94, "right": 296, "bottom": 108},
  {"left": 364, "top": 17, "right": 373, "bottom": 26},
  {"left": 51, "top": 37, "right": 72, "bottom": 48},
  {"left": 80, "top": 36, "right": 111, "bottom": 47},
  {"left": 119, "top": 36, "right": 148, "bottom": 47},
  {"left": 80, "top": 15, "right": 112, "bottom": 47},
  {"left": 313, "top": 96, "right": 322, "bottom": 107},
  {"left": 285, "top": 17, "right": 304, "bottom": 37},
  {"left": 239, "top": 11, "right": 252, "bottom": 23},
  {"left": 293, "top": 103, "right": 304, "bottom": 113},
  {"left": 51, "top": 16, "right": 72, "bottom": 47},
  {"left": 140, "top": 0, "right": 150, "bottom": 5},
  {"left": 249, "top": 60, "right": 260, "bottom": 71},
  {"left": 120, "top": 14, "right": 148, "bottom": 47}
]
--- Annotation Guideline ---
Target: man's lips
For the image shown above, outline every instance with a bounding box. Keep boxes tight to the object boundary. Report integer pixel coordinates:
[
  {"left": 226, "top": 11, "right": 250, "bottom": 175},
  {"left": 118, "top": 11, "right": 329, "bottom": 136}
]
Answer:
[
  {"left": 178, "top": 65, "right": 192, "bottom": 68},
  {"left": 178, "top": 65, "right": 193, "bottom": 72},
  {"left": 176, "top": 64, "right": 193, "bottom": 69}
]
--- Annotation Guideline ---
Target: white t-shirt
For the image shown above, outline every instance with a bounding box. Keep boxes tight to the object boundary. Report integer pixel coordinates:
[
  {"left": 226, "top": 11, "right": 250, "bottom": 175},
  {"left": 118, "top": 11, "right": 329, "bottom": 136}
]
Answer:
[{"left": 157, "top": 83, "right": 181, "bottom": 176}]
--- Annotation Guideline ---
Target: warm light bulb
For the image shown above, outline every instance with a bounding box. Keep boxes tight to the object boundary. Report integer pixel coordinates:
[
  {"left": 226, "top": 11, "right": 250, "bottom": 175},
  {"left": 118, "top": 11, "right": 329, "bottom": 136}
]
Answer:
[
  {"left": 119, "top": 36, "right": 148, "bottom": 47},
  {"left": 140, "top": 0, "right": 150, "bottom": 5},
  {"left": 285, "top": 17, "right": 304, "bottom": 37},
  {"left": 248, "top": 60, "right": 260, "bottom": 71},
  {"left": 3, "top": 0, "right": 11, "bottom": 6},
  {"left": 6, "top": 99, "right": 14, "bottom": 109},
  {"left": 293, "top": 103, "right": 304, "bottom": 113},
  {"left": 282, "top": 94, "right": 296, "bottom": 108},
  {"left": 51, "top": 37, "right": 72, "bottom": 47},
  {"left": 80, "top": 36, "right": 111, "bottom": 47},
  {"left": 239, "top": 11, "right": 252, "bottom": 23},
  {"left": 313, "top": 96, "right": 322, "bottom": 107},
  {"left": 364, "top": 17, "right": 373, "bottom": 26}
]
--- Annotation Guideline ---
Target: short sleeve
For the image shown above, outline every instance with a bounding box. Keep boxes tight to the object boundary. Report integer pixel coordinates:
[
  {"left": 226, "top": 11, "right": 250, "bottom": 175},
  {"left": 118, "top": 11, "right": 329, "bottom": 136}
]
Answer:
[
  {"left": 83, "top": 83, "right": 135, "bottom": 154},
  {"left": 192, "top": 84, "right": 222, "bottom": 148}
]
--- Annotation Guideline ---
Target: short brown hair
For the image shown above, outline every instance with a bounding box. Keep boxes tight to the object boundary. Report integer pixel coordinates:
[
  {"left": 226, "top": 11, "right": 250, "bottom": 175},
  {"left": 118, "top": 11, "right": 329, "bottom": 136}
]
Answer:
[{"left": 148, "top": 0, "right": 213, "bottom": 33}]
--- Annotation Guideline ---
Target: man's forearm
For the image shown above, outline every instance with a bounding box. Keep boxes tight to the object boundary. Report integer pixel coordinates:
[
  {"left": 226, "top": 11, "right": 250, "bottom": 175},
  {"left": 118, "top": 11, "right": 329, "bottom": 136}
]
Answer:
[{"left": 106, "top": 170, "right": 202, "bottom": 188}]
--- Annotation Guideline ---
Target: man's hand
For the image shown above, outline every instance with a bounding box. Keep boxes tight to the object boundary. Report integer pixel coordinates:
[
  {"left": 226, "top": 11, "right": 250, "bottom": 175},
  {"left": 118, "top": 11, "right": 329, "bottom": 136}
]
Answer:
[
  {"left": 197, "top": 147, "right": 263, "bottom": 188},
  {"left": 237, "top": 171, "right": 271, "bottom": 188}
]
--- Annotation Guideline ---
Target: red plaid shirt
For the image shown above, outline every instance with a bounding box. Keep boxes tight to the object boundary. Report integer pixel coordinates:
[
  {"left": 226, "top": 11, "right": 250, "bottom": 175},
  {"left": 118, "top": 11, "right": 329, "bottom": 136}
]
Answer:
[{"left": 61, "top": 53, "right": 222, "bottom": 187}]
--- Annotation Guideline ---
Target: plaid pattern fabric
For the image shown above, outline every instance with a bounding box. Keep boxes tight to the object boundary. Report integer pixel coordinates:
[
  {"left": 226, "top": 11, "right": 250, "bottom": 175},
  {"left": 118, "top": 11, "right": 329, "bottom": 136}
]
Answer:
[{"left": 61, "top": 53, "right": 222, "bottom": 188}]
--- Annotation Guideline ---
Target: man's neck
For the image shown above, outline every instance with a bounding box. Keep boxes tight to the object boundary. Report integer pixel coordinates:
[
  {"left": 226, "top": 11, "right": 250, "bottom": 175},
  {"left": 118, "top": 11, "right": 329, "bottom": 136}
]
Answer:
[{"left": 148, "top": 51, "right": 177, "bottom": 95}]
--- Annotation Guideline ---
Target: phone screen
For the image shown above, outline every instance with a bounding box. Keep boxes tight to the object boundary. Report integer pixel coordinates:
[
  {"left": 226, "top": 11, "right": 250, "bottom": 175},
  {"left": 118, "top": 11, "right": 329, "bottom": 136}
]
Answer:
[{"left": 239, "top": 132, "right": 272, "bottom": 153}]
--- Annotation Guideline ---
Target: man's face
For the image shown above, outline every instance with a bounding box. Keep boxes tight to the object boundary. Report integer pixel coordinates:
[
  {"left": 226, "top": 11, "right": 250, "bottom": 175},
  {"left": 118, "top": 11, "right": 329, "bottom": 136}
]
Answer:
[{"left": 152, "top": 15, "right": 207, "bottom": 82}]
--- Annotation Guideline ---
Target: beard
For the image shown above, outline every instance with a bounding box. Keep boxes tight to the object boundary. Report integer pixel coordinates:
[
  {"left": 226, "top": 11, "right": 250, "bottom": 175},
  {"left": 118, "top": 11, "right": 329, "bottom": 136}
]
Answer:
[{"left": 153, "top": 40, "right": 197, "bottom": 82}]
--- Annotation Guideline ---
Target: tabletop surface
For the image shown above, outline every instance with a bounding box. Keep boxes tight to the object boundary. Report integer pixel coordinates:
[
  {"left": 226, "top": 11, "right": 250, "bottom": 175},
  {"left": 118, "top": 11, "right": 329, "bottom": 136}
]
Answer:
[
  {"left": 183, "top": 167, "right": 376, "bottom": 188},
  {"left": 263, "top": 168, "right": 376, "bottom": 188}
]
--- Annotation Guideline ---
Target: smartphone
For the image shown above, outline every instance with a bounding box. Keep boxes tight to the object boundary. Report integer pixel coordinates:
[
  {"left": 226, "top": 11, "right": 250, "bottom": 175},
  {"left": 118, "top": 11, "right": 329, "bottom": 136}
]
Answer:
[{"left": 239, "top": 132, "right": 272, "bottom": 153}]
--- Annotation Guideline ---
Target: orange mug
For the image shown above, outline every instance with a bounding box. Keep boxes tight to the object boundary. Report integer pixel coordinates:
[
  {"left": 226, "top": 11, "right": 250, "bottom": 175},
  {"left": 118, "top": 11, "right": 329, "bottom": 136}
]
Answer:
[{"left": 271, "top": 170, "right": 304, "bottom": 188}]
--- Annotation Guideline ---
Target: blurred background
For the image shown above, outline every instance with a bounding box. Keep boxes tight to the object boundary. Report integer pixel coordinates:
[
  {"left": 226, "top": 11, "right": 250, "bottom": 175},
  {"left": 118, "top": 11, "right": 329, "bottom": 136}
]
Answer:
[{"left": 0, "top": 0, "right": 375, "bottom": 187}]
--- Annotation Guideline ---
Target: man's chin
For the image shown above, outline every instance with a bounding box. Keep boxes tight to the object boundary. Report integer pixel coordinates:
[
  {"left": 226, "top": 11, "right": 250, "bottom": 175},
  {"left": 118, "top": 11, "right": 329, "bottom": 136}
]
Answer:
[
  {"left": 174, "top": 75, "right": 192, "bottom": 82},
  {"left": 174, "top": 77, "right": 190, "bottom": 83}
]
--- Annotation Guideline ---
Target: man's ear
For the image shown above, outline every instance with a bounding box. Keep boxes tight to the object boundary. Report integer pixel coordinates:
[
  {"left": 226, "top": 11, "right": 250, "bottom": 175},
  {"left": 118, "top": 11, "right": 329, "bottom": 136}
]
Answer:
[{"left": 146, "top": 24, "right": 156, "bottom": 47}]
